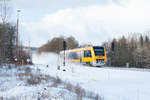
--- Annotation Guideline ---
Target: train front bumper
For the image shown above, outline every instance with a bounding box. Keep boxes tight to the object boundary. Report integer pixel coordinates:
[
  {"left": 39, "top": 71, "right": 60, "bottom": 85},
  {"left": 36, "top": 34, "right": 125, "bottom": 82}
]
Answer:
[{"left": 91, "top": 60, "right": 106, "bottom": 66}]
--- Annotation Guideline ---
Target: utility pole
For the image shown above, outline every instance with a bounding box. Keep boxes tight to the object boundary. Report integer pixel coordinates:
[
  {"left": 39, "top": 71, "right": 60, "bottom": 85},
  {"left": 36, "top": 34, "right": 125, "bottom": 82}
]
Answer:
[
  {"left": 29, "top": 40, "right": 30, "bottom": 55},
  {"left": 15, "top": 10, "right": 21, "bottom": 64},
  {"left": 16, "top": 10, "right": 21, "bottom": 48},
  {"left": 63, "top": 40, "right": 66, "bottom": 66}
]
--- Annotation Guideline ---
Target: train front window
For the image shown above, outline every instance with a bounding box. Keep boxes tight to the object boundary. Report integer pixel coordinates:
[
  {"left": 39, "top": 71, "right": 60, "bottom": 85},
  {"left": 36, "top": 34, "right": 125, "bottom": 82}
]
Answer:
[{"left": 93, "top": 46, "right": 104, "bottom": 56}]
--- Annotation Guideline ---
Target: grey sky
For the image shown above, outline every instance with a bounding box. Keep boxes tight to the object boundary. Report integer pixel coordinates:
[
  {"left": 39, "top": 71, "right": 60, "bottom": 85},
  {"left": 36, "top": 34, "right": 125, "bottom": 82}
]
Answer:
[
  {"left": 12, "top": 0, "right": 120, "bottom": 21},
  {"left": 9, "top": 0, "right": 150, "bottom": 47}
]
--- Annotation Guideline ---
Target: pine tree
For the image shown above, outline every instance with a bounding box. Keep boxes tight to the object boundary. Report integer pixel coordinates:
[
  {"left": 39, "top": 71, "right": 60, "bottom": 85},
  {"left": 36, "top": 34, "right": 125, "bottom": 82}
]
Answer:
[
  {"left": 0, "top": 23, "right": 16, "bottom": 64},
  {"left": 139, "top": 35, "right": 144, "bottom": 47}
]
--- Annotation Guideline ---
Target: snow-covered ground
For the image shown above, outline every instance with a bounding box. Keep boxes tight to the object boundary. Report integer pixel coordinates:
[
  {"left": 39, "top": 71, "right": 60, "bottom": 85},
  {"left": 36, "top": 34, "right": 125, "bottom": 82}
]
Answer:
[
  {"left": 0, "top": 52, "right": 150, "bottom": 100},
  {"left": 0, "top": 65, "right": 84, "bottom": 100},
  {"left": 32, "top": 53, "right": 150, "bottom": 100}
]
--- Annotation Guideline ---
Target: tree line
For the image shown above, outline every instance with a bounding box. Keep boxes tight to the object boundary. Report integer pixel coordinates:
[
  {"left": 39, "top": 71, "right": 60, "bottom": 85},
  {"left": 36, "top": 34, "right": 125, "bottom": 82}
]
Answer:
[
  {"left": 38, "top": 36, "right": 79, "bottom": 54},
  {"left": 0, "top": 0, "right": 31, "bottom": 65},
  {"left": 103, "top": 33, "right": 150, "bottom": 68}
]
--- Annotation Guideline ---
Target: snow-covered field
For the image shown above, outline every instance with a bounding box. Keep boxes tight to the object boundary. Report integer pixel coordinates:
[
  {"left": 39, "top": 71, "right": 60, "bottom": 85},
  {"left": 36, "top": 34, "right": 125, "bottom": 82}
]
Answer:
[
  {"left": 32, "top": 53, "right": 150, "bottom": 100},
  {"left": 0, "top": 52, "right": 150, "bottom": 100}
]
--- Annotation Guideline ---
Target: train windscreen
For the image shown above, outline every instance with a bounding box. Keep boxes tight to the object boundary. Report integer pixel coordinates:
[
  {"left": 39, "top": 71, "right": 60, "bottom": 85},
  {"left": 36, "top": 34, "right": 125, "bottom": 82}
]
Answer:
[{"left": 93, "top": 46, "right": 104, "bottom": 56}]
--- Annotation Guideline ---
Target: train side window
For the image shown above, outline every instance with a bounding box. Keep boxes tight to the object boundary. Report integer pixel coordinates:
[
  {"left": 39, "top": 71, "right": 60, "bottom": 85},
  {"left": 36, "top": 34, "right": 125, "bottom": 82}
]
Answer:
[
  {"left": 68, "top": 52, "right": 79, "bottom": 59},
  {"left": 72, "top": 52, "right": 79, "bottom": 59},
  {"left": 84, "top": 50, "right": 91, "bottom": 57}
]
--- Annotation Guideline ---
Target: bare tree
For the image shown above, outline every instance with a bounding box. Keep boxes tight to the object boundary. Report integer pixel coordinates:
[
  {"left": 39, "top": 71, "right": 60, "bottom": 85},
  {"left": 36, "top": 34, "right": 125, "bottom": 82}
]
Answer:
[
  {"left": 0, "top": 0, "right": 11, "bottom": 24},
  {"left": 66, "top": 36, "right": 79, "bottom": 49}
]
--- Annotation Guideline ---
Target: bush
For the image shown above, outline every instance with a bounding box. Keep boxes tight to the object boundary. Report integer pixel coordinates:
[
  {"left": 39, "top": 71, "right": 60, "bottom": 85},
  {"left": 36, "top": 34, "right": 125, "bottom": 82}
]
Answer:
[
  {"left": 51, "top": 76, "right": 62, "bottom": 87},
  {"left": 27, "top": 74, "right": 41, "bottom": 85},
  {"left": 25, "top": 67, "right": 31, "bottom": 74},
  {"left": 64, "top": 82, "right": 73, "bottom": 92}
]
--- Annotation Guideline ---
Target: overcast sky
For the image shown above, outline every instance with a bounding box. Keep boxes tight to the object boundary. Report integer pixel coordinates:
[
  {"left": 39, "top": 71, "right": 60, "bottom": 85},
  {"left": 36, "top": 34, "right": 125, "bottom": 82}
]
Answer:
[{"left": 9, "top": 0, "right": 150, "bottom": 47}]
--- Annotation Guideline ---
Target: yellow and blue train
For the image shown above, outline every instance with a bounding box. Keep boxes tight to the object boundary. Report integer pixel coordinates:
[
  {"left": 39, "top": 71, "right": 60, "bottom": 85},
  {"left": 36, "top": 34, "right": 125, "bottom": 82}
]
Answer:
[{"left": 59, "top": 46, "right": 107, "bottom": 66}]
